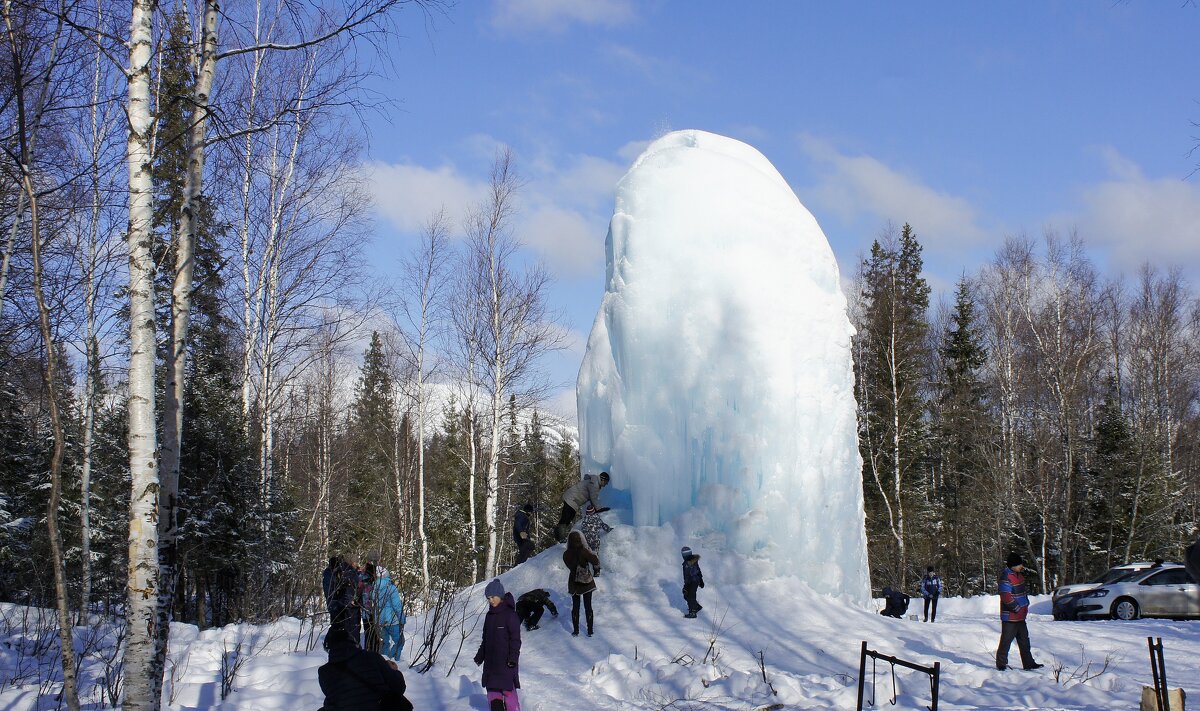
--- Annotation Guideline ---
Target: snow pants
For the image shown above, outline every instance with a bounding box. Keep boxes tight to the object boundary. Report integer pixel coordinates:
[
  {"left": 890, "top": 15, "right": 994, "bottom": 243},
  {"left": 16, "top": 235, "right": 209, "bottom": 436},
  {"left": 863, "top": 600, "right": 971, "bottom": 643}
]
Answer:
[
  {"left": 487, "top": 689, "right": 520, "bottom": 711},
  {"left": 554, "top": 503, "right": 577, "bottom": 542},
  {"left": 381, "top": 623, "right": 404, "bottom": 659},
  {"left": 683, "top": 582, "right": 701, "bottom": 614},
  {"left": 923, "top": 596, "right": 938, "bottom": 622},
  {"left": 996, "top": 620, "right": 1035, "bottom": 670},
  {"left": 515, "top": 535, "right": 533, "bottom": 564}
]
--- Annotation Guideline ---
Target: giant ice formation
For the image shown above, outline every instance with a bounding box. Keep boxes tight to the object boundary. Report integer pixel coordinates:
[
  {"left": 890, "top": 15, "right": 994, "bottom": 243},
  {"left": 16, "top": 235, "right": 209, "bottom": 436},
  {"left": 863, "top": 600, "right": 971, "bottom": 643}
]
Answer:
[{"left": 577, "top": 130, "right": 871, "bottom": 602}]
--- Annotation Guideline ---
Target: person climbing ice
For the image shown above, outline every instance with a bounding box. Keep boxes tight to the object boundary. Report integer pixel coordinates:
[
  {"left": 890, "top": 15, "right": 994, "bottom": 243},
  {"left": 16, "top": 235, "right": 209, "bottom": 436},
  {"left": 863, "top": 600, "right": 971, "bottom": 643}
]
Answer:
[
  {"left": 575, "top": 503, "right": 612, "bottom": 574},
  {"left": 554, "top": 471, "right": 609, "bottom": 542}
]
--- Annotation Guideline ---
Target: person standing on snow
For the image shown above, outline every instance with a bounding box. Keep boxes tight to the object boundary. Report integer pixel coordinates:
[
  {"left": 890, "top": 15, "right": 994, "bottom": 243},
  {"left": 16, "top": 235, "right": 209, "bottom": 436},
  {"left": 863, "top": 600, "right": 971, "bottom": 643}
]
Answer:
[
  {"left": 373, "top": 567, "right": 407, "bottom": 659},
  {"left": 920, "top": 566, "right": 942, "bottom": 622},
  {"left": 554, "top": 471, "right": 609, "bottom": 542},
  {"left": 563, "top": 530, "right": 600, "bottom": 636},
  {"left": 515, "top": 588, "right": 558, "bottom": 631},
  {"left": 576, "top": 503, "right": 613, "bottom": 573},
  {"left": 681, "top": 546, "right": 705, "bottom": 618},
  {"left": 1186, "top": 534, "right": 1200, "bottom": 586},
  {"left": 360, "top": 564, "right": 381, "bottom": 653},
  {"left": 996, "top": 553, "right": 1043, "bottom": 671},
  {"left": 322, "top": 556, "right": 341, "bottom": 616},
  {"left": 474, "top": 579, "right": 522, "bottom": 711},
  {"left": 513, "top": 503, "right": 534, "bottom": 564}
]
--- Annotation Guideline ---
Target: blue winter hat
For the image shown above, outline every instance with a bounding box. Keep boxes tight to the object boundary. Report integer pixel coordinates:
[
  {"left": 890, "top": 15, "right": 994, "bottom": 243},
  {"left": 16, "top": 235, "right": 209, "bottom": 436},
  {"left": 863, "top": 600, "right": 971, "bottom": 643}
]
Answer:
[
  {"left": 484, "top": 579, "right": 505, "bottom": 598},
  {"left": 681, "top": 546, "right": 693, "bottom": 560}
]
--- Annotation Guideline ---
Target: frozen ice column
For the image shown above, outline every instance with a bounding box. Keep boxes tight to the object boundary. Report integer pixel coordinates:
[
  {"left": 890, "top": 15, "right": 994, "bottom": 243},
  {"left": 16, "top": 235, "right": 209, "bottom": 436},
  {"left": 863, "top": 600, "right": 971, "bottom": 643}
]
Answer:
[{"left": 576, "top": 130, "right": 871, "bottom": 602}]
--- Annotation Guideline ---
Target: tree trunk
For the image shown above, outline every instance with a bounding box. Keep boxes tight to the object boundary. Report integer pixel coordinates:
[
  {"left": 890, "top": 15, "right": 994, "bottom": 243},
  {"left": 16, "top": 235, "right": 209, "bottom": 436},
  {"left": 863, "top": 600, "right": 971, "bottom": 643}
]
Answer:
[
  {"left": 155, "top": 1, "right": 219, "bottom": 701},
  {"left": 123, "top": 0, "right": 164, "bottom": 706}
]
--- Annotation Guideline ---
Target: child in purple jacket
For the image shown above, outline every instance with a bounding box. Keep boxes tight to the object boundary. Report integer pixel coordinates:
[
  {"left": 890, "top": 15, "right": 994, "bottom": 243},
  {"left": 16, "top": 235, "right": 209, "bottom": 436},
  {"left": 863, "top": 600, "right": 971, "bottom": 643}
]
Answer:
[{"left": 475, "top": 579, "right": 522, "bottom": 711}]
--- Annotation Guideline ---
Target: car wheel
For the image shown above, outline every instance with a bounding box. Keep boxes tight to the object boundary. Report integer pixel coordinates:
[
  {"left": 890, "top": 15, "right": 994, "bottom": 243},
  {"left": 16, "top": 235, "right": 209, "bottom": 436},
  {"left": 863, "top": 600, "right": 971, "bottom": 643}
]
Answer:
[{"left": 1113, "top": 598, "right": 1139, "bottom": 621}]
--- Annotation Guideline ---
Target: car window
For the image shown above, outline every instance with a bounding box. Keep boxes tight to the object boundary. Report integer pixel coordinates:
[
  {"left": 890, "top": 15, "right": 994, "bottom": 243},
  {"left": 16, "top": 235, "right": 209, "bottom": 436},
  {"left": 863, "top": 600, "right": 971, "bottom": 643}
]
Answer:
[
  {"left": 1142, "top": 570, "right": 1187, "bottom": 586},
  {"left": 1111, "top": 571, "right": 1143, "bottom": 583}
]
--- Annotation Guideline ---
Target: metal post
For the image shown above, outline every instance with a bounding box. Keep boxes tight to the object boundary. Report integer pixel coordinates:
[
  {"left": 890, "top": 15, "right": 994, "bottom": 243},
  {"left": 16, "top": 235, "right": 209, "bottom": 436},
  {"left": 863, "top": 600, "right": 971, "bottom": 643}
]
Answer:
[
  {"left": 931, "top": 661, "right": 940, "bottom": 711},
  {"left": 857, "top": 640, "right": 868, "bottom": 711}
]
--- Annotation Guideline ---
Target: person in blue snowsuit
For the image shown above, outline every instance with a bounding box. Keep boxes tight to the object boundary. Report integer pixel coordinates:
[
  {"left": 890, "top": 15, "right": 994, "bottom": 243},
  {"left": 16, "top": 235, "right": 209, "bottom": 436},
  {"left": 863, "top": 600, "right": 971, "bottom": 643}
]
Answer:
[{"left": 372, "top": 567, "right": 407, "bottom": 659}]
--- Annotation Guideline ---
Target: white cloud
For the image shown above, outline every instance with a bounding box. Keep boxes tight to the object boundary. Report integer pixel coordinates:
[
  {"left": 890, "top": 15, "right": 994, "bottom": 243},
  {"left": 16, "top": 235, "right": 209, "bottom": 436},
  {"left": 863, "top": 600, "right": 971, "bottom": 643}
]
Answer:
[
  {"left": 365, "top": 161, "right": 488, "bottom": 233},
  {"left": 365, "top": 150, "right": 622, "bottom": 276},
  {"left": 522, "top": 206, "right": 603, "bottom": 276},
  {"left": 491, "top": 0, "right": 635, "bottom": 34},
  {"left": 1068, "top": 148, "right": 1200, "bottom": 272},
  {"left": 797, "top": 134, "right": 989, "bottom": 252}
]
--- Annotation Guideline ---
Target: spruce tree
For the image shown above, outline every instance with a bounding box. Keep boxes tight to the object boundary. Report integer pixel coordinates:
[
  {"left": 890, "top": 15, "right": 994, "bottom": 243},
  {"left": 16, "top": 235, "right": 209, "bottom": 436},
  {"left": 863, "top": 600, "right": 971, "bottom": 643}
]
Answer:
[
  {"left": 856, "top": 223, "right": 932, "bottom": 588},
  {"left": 342, "top": 332, "right": 397, "bottom": 558},
  {"left": 931, "top": 277, "right": 992, "bottom": 593}
]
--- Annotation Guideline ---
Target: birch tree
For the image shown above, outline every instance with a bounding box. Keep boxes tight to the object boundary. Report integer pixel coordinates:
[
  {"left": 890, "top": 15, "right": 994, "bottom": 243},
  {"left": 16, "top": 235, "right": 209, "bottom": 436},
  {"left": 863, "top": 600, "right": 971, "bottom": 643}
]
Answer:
[
  {"left": 461, "top": 150, "right": 565, "bottom": 579},
  {"left": 396, "top": 210, "right": 451, "bottom": 589}
]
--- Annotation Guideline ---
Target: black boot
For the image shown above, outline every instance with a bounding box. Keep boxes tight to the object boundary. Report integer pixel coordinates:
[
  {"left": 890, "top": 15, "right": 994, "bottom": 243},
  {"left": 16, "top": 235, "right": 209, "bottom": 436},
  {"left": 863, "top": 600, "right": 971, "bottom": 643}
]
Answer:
[
  {"left": 586, "top": 609, "right": 593, "bottom": 637},
  {"left": 571, "top": 607, "right": 580, "bottom": 636}
]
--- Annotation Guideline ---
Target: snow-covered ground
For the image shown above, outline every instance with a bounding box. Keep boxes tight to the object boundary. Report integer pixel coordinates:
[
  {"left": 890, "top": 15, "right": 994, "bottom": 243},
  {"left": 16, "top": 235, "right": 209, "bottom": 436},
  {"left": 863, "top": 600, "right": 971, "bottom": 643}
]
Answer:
[{"left": 4, "top": 524, "right": 1198, "bottom": 709}]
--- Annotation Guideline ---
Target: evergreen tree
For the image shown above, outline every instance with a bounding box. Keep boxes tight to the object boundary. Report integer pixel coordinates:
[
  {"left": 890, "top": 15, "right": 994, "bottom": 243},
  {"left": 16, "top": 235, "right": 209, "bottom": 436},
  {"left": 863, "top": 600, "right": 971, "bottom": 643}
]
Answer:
[
  {"left": 856, "top": 223, "right": 932, "bottom": 588},
  {"left": 341, "top": 332, "right": 397, "bottom": 558},
  {"left": 931, "top": 277, "right": 993, "bottom": 593}
]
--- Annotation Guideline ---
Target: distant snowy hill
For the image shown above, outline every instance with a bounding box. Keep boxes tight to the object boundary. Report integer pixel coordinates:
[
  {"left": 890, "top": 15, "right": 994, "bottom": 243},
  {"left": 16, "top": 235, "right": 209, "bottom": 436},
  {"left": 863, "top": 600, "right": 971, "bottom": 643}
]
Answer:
[{"left": 4, "top": 522, "right": 1199, "bottom": 709}]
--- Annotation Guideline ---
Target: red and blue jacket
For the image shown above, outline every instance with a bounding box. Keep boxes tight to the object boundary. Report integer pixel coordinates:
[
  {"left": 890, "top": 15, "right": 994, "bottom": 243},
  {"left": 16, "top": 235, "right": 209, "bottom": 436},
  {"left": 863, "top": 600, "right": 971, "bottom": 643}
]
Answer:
[{"left": 998, "top": 567, "right": 1029, "bottom": 622}]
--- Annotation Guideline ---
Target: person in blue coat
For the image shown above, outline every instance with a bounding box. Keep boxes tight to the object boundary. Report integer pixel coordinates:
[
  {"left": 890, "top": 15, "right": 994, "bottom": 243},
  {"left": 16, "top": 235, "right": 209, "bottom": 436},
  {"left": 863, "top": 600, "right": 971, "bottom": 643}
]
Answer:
[
  {"left": 920, "top": 566, "right": 942, "bottom": 622},
  {"left": 513, "top": 503, "right": 534, "bottom": 564},
  {"left": 373, "top": 567, "right": 407, "bottom": 659}
]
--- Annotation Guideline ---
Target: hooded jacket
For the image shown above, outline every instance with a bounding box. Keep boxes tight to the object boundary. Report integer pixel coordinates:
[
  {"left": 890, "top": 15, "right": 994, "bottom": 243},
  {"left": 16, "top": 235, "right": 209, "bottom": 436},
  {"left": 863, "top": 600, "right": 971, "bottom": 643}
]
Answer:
[
  {"left": 373, "top": 570, "right": 405, "bottom": 627},
  {"left": 563, "top": 531, "right": 600, "bottom": 595},
  {"left": 562, "top": 474, "right": 603, "bottom": 513},
  {"left": 317, "top": 636, "right": 409, "bottom": 710},
  {"left": 474, "top": 592, "right": 521, "bottom": 690}
]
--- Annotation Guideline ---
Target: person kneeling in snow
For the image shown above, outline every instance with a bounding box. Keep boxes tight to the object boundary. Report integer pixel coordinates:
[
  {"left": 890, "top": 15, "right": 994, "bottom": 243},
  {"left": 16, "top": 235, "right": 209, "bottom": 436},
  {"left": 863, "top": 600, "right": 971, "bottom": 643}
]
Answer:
[
  {"left": 515, "top": 589, "right": 558, "bottom": 631},
  {"left": 681, "top": 546, "right": 704, "bottom": 618},
  {"left": 879, "top": 587, "right": 909, "bottom": 618},
  {"left": 317, "top": 625, "right": 412, "bottom": 711}
]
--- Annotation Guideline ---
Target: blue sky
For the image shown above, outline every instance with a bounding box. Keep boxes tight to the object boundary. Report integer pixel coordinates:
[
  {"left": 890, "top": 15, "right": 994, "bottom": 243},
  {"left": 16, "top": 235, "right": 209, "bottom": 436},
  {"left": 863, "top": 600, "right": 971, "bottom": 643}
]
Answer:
[{"left": 362, "top": 1, "right": 1200, "bottom": 421}]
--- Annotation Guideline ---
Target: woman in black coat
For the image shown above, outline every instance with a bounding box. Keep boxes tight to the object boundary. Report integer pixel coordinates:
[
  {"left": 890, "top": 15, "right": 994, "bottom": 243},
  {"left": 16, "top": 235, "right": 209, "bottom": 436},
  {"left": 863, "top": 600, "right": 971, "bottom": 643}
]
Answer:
[
  {"left": 563, "top": 530, "right": 600, "bottom": 637},
  {"left": 474, "top": 579, "right": 521, "bottom": 711}
]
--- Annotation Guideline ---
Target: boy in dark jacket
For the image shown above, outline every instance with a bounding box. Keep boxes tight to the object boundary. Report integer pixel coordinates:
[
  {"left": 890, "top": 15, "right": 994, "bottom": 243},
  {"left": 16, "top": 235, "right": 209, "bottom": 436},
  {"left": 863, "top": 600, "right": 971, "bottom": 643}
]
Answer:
[
  {"left": 475, "top": 579, "right": 522, "bottom": 711},
  {"left": 515, "top": 588, "right": 558, "bottom": 631},
  {"left": 317, "top": 625, "right": 412, "bottom": 711},
  {"left": 681, "top": 546, "right": 704, "bottom": 618},
  {"left": 513, "top": 503, "right": 534, "bottom": 564}
]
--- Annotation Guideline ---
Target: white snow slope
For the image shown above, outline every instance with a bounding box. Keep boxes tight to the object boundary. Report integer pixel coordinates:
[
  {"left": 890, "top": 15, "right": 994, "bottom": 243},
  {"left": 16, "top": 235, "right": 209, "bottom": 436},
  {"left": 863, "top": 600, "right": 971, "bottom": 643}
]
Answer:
[
  {"left": 4, "top": 524, "right": 1198, "bottom": 710},
  {"left": 577, "top": 130, "right": 870, "bottom": 603}
]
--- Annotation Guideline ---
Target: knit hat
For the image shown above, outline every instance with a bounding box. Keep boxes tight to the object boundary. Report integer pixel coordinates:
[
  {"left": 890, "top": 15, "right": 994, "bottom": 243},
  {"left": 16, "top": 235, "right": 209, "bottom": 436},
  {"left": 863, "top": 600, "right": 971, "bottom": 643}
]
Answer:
[
  {"left": 599, "top": 471, "right": 610, "bottom": 483},
  {"left": 585, "top": 503, "right": 597, "bottom": 514},
  {"left": 1006, "top": 552, "right": 1024, "bottom": 568},
  {"left": 681, "top": 546, "right": 693, "bottom": 560},
  {"left": 484, "top": 578, "right": 505, "bottom": 598},
  {"left": 927, "top": 566, "right": 934, "bottom": 573}
]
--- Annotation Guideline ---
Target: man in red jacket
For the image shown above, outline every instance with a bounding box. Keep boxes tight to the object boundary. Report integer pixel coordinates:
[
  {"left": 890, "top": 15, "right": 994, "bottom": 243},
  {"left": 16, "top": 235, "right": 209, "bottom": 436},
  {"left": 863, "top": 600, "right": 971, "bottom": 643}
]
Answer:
[{"left": 996, "top": 553, "right": 1043, "bottom": 671}]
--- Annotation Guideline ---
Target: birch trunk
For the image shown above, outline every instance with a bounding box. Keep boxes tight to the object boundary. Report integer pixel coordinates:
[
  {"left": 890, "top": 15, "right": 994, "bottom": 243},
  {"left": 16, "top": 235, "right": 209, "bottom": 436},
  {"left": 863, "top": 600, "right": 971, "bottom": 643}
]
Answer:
[
  {"left": 79, "top": 0, "right": 106, "bottom": 614},
  {"left": 155, "top": 0, "right": 219, "bottom": 700},
  {"left": 123, "top": 0, "right": 162, "bottom": 705}
]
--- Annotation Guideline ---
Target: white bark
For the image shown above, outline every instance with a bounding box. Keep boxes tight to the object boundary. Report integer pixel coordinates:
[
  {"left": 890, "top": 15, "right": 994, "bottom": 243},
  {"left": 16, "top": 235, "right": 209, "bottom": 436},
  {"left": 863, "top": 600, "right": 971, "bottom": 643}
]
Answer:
[{"left": 122, "top": 0, "right": 162, "bottom": 706}]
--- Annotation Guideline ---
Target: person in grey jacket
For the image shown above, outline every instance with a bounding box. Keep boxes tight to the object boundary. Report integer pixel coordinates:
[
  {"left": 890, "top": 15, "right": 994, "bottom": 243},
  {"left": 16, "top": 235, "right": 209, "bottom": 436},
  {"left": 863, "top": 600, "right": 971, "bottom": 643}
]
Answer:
[{"left": 554, "top": 471, "right": 609, "bottom": 542}]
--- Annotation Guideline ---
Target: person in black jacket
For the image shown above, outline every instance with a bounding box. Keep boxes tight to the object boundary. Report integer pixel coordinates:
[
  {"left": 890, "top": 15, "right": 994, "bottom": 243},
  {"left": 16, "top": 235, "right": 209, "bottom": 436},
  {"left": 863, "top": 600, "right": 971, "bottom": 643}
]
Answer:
[
  {"left": 681, "top": 546, "right": 704, "bottom": 618},
  {"left": 329, "top": 558, "right": 359, "bottom": 637},
  {"left": 515, "top": 588, "right": 558, "bottom": 631},
  {"left": 317, "top": 625, "right": 412, "bottom": 711},
  {"left": 880, "top": 586, "right": 910, "bottom": 619},
  {"left": 513, "top": 503, "right": 534, "bottom": 565}
]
